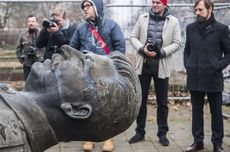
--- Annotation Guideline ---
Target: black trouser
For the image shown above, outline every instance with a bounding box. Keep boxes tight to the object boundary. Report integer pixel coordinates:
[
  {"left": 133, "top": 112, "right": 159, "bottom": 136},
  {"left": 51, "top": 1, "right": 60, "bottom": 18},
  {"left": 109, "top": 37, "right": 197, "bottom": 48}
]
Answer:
[
  {"left": 23, "top": 65, "right": 31, "bottom": 81},
  {"left": 190, "top": 90, "right": 223, "bottom": 146},
  {"left": 135, "top": 70, "right": 169, "bottom": 137}
]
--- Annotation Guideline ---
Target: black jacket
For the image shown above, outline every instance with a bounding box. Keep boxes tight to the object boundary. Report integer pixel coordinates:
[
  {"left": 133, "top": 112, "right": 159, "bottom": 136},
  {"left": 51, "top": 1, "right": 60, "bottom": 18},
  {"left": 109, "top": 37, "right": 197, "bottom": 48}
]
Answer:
[
  {"left": 184, "top": 16, "right": 230, "bottom": 92},
  {"left": 37, "top": 21, "right": 77, "bottom": 60}
]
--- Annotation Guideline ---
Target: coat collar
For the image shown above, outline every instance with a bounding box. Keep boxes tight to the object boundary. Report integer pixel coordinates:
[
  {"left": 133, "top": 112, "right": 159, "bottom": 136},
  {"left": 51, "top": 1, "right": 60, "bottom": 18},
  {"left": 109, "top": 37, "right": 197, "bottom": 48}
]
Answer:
[
  {"left": 191, "top": 21, "right": 220, "bottom": 38},
  {"left": 143, "top": 13, "right": 171, "bottom": 20},
  {"left": 191, "top": 14, "right": 221, "bottom": 37}
]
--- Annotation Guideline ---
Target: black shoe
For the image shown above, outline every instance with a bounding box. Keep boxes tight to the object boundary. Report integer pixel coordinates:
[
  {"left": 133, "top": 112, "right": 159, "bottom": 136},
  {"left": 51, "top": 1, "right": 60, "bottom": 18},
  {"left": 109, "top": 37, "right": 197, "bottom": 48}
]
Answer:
[
  {"left": 185, "top": 142, "right": 204, "bottom": 152},
  {"left": 159, "top": 136, "right": 169, "bottom": 146},
  {"left": 128, "top": 133, "right": 144, "bottom": 144},
  {"left": 214, "top": 145, "right": 225, "bottom": 152}
]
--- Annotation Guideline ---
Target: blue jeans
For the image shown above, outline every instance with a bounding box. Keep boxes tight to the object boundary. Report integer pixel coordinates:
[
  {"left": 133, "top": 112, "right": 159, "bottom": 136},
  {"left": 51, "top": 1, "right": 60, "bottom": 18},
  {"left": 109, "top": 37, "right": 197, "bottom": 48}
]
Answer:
[{"left": 23, "top": 65, "right": 31, "bottom": 81}]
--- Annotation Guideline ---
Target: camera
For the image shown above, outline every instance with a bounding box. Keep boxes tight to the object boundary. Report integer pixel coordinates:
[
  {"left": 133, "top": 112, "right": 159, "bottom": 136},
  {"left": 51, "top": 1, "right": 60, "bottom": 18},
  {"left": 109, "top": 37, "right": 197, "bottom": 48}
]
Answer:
[
  {"left": 146, "top": 38, "right": 158, "bottom": 52},
  {"left": 42, "top": 19, "right": 59, "bottom": 28},
  {"left": 27, "top": 46, "right": 37, "bottom": 56},
  {"left": 146, "top": 38, "right": 161, "bottom": 56},
  {"left": 49, "top": 45, "right": 62, "bottom": 54}
]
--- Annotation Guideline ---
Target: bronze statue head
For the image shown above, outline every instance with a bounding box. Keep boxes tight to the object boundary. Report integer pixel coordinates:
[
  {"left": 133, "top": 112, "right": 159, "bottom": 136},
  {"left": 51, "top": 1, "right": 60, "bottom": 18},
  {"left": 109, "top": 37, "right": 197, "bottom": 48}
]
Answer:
[{"left": 24, "top": 45, "right": 141, "bottom": 142}]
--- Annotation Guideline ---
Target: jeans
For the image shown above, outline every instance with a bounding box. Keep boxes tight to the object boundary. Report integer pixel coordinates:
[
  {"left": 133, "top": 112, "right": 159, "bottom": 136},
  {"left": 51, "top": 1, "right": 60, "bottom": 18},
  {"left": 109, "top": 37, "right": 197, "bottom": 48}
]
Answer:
[
  {"left": 135, "top": 70, "right": 169, "bottom": 137},
  {"left": 23, "top": 65, "right": 31, "bottom": 81}
]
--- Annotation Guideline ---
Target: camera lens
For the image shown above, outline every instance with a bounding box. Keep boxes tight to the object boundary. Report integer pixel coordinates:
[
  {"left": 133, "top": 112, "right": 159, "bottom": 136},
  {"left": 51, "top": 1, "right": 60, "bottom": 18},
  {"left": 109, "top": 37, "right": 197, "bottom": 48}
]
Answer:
[
  {"left": 147, "top": 44, "right": 155, "bottom": 52},
  {"left": 42, "top": 20, "right": 55, "bottom": 28}
]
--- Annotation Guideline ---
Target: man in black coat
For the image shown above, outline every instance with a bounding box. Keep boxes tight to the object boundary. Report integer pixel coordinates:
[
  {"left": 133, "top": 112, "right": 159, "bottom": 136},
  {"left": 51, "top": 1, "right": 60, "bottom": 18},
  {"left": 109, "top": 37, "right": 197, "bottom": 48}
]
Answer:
[
  {"left": 184, "top": 0, "right": 230, "bottom": 152},
  {"left": 36, "top": 8, "right": 77, "bottom": 60}
]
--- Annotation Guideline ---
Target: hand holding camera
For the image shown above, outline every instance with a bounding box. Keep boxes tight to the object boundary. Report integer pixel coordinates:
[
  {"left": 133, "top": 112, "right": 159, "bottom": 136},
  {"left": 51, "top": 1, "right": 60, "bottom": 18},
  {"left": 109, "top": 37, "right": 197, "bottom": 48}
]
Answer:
[
  {"left": 144, "top": 38, "right": 161, "bottom": 57},
  {"left": 18, "top": 56, "right": 24, "bottom": 64},
  {"left": 42, "top": 18, "right": 60, "bottom": 32},
  {"left": 27, "top": 45, "right": 37, "bottom": 56}
]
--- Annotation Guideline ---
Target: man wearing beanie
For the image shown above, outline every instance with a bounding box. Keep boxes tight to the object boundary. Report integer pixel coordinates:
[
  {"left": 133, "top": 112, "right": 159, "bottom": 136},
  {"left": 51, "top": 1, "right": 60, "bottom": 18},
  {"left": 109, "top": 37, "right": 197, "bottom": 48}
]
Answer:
[
  {"left": 160, "top": 0, "right": 168, "bottom": 6},
  {"left": 129, "top": 0, "right": 182, "bottom": 146},
  {"left": 184, "top": 0, "right": 230, "bottom": 152}
]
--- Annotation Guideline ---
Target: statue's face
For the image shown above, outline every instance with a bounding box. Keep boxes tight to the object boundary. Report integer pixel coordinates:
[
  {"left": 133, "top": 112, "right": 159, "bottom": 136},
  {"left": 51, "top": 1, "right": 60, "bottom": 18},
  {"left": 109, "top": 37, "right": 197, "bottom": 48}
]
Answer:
[
  {"left": 26, "top": 45, "right": 141, "bottom": 141},
  {"left": 28, "top": 45, "right": 120, "bottom": 119}
]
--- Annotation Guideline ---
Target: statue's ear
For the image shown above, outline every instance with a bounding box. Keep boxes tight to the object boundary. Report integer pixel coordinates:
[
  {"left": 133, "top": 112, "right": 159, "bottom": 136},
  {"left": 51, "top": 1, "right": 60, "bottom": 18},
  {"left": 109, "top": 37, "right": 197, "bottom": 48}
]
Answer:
[{"left": 60, "top": 102, "right": 92, "bottom": 119}]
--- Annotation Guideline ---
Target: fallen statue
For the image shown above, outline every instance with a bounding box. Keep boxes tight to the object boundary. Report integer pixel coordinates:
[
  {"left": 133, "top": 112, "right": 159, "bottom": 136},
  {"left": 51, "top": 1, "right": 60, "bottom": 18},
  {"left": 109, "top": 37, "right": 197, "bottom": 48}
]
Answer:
[{"left": 0, "top": 45, "right": 141, "bottom": 152}]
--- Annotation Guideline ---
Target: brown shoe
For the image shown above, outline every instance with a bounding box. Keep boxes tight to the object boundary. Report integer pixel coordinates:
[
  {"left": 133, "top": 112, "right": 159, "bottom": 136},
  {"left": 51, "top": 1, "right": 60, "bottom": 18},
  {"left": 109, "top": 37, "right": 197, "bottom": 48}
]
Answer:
[
  {"left": 82, "top": 141, "right": 95, "bottom": 151},
  {"left": 102, "top": 139, "right": 114, "bottom": 152}
]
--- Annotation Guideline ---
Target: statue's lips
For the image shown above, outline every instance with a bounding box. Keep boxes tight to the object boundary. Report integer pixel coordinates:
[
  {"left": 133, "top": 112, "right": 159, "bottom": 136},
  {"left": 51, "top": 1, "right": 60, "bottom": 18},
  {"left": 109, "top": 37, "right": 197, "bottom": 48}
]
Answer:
[
  {"left": 31, "top": 59, "right": 53, "bottom": 80},
  {"left": 43, "top": 59, "right": 52, "bottom": 67}
]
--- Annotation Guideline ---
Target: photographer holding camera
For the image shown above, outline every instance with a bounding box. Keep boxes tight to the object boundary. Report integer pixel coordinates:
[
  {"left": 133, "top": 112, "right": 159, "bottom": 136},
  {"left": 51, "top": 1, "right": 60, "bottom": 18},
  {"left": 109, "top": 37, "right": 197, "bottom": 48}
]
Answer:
[
  {"left": 16, "top": 15, "right": 44, "bottom": 81},
  {"left": 128, "top": 0, "right": 182, "bottom": 146},
  {"left": 36, "top": 8, "right": 77, "bottom": 60}
]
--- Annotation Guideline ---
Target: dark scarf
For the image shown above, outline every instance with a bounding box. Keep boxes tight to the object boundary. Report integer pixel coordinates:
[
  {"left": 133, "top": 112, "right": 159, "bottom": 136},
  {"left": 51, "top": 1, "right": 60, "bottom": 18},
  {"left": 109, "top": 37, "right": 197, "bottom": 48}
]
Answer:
[
  {"left": 197, "top": 13, "right": 215, "bottom": 35},
  {"left": 28, "top": 28, "right": 38, "bottom": 35}
]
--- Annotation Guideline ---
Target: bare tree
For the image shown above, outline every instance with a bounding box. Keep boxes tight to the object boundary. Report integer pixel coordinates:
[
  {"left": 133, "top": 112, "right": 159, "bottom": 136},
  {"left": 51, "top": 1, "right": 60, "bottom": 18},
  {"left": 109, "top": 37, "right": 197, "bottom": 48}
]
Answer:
[{"left": 0, "top": 2, "right": 15, "bottom": 29}]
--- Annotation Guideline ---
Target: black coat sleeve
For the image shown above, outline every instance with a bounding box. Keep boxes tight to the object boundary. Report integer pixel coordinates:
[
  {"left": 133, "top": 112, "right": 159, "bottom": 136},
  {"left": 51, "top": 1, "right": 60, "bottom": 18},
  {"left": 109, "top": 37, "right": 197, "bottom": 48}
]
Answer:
[
  {"left": 52, "top": 23, "right": 78, "bottom": 47},
  {"left": 36, "top": 28, "right": 49, "bottom": 48},
  {"left": 218, "top": 25, "right": 230, "bottom": 70},
  {"left": 184, "top": 25, "right": 191, "bottom": 69}
]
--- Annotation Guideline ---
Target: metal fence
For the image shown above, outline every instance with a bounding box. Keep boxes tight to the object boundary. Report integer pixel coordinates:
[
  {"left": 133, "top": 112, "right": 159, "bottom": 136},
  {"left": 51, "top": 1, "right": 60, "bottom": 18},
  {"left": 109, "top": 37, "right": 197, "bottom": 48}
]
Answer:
[
  {"left": 1, "top": 3, "right": 230, "bottom": 97},
  {"left": 104, "top": 3, "right": 230, "bottom": 99},
  {"left": 105, "top": 3, "right": 230, "bottom": 39}
]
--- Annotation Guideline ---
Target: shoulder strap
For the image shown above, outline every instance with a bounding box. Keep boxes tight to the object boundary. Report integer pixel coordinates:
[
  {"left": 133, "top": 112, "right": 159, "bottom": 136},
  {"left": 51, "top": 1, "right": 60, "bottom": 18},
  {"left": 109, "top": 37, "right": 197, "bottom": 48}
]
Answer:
[{"left": 88, "top": 24, "right": 110, "bottom": 55}]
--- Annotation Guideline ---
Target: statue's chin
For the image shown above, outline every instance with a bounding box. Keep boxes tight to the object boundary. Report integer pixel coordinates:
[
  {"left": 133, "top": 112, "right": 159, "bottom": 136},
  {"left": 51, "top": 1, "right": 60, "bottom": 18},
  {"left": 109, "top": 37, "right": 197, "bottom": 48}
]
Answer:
[{"left": 60, "top": 102, "right": 92, "bottom": 119}]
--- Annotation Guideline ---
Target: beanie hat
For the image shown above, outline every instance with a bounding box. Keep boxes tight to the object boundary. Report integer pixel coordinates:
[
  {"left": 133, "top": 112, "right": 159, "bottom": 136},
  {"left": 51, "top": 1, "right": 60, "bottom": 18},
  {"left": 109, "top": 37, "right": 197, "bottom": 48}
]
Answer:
[{"left": 160, "top": 0, "right": 168, "bottom": 6}]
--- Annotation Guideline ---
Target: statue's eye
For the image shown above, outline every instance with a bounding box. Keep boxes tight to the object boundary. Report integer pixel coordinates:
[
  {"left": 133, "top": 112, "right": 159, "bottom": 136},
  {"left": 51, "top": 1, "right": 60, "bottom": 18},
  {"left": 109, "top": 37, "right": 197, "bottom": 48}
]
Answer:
[{"left": 77, "top": 60, "right": 83, "bottom": 67}]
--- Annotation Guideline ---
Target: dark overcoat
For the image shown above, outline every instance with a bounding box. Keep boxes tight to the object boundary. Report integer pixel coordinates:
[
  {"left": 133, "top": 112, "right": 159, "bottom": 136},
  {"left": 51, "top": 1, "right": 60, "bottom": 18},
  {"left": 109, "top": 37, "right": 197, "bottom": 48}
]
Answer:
[{"left": 184, "top": 20, "right": 230, "bottom": 92}]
